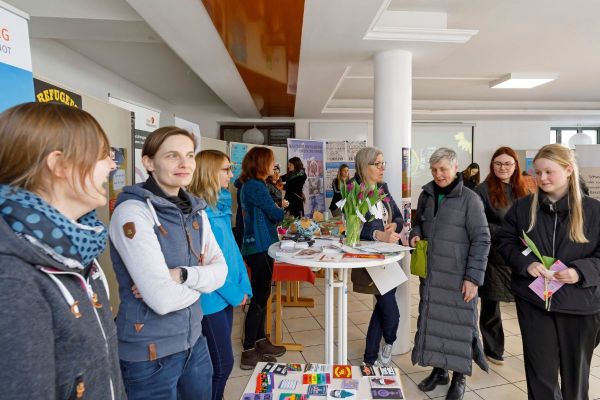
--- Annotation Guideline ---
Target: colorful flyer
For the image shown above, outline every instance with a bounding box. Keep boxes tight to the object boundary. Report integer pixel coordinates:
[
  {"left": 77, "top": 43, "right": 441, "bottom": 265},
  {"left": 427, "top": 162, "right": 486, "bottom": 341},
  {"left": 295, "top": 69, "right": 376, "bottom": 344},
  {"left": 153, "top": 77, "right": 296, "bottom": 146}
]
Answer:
[
  {"left": 360, "top": 365, "right": 377, "bottom": 377},
  {"left": 333, "top": 365, "right": 352, "bottom": 379},
  {"left": 307, "top": 384, "right": 328, "bottom": 396},
  {"left": 371, "top": 388, "right": 404, "bottom": 399},
  {"left": 286, "top": 363, "right": 303, "bottom": 372},
  {"left": 278, "top": 380, "right": 297, "bottom": 390},
  {"left": 242, "top": 394, "right": 273, "bottom": 400},
  {"left": 328, "top": 389, "right": 357, "bottom": 399},
  {"left": 369, "top": 377, "right": 401, "bottom": 389},
  {"left": 379, "top": 367, "right": 397, "bottom": 376},
  {"left": 340, "top": 379, "right": 359, "bottom": 390}
]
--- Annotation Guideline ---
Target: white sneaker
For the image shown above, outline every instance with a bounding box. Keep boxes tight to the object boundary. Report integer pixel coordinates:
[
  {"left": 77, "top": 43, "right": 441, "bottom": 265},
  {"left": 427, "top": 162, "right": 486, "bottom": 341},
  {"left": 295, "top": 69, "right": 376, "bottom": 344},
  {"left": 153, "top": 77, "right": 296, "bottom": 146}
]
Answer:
[{"left": 378, "top": 343, "right": 393, "bottom": 366}]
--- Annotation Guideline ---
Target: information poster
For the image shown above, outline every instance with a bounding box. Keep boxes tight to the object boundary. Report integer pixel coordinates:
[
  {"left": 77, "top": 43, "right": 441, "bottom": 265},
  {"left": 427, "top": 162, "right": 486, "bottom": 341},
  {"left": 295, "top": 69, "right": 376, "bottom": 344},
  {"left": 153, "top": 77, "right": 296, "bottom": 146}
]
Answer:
[
  {"left": 287, "top": 139, "right": 325, "bottom": 216},
  {"left": 577, "top": 144, "right": 600, "bottom": 201},
  {"left": 109, "top": 96, "right": 160, "bottom": 183},
  {"left": 324, "top": 140, "right": 365, "bottom": 198},
  {"left": 34, "top": 78, "right": 82, "bottom": 108},
  {"left": 230, "top": 142, "right": 248, "bottom": 182},
  {"left": 0, "top": 4, "right": 34, "bottom": 112},
  {"left": 174, "top": 116, "right": 201, "bottom": 153},
  {"left": 109, "top": 147, "right": 127, "bottom": 215}
]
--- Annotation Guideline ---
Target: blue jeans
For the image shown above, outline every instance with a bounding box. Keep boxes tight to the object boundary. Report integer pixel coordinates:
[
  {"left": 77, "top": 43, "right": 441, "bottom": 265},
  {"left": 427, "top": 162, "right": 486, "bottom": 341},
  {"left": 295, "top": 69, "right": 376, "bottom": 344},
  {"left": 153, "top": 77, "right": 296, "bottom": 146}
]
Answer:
[
  {"left": 364, "top": 288, "right": 400, "bottom": 364},
  {"left": 202, "top": 306, "right": 234, "bottom": 400},
  {"left": 120, "top": 336, "right": 213, "bottom": 400}
]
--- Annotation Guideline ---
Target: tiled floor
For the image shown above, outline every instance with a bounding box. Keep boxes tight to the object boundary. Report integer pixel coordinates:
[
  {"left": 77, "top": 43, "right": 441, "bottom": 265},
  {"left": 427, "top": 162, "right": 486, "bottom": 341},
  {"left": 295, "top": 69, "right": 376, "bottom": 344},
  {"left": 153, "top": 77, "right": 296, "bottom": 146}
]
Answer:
[{"left": 224, "top": 275, "right": 600, "bottom": 399}]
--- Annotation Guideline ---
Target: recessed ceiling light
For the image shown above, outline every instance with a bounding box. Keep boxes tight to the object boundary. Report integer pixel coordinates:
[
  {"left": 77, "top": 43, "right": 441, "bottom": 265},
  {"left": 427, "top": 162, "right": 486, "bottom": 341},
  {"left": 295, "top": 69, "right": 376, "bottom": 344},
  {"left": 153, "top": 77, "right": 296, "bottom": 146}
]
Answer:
[{"left": 489, "top": 73, "right": 557, "bottom": 89}]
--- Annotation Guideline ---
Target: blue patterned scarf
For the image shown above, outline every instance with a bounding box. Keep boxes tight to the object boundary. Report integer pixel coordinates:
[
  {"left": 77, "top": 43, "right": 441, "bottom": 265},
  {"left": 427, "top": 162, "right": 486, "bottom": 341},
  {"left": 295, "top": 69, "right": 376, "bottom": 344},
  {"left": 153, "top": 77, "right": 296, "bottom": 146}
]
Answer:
[{"left": 0, "top": 184, "right": 108, "bottom": 268}]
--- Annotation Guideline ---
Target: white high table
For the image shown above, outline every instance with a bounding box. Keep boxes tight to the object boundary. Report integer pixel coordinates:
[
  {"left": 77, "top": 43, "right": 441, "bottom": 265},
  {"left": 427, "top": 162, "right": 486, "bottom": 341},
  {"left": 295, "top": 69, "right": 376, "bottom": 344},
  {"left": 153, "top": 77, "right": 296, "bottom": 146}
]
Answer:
[{"left": 268, "top": 240, "right": 405, "bottom": 365}]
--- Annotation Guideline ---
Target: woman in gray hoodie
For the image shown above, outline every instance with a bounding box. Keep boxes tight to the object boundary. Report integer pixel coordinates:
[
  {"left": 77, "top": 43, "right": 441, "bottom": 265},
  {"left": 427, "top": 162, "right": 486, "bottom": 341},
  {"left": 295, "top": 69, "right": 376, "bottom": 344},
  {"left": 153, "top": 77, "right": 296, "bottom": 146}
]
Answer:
[{"left": 0, "top": 102, "right": 125, "bottom": 399}]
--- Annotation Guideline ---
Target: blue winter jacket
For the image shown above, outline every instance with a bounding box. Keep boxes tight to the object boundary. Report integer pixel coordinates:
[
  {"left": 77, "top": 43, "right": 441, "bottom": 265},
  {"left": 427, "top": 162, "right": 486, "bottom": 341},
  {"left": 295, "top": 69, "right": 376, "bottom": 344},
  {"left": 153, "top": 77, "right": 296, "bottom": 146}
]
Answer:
[
  {"left": 201, "top": 189, "right": 253, "bottom": 314},
  {"left": 240, "top": 179, "right": 285, "bottom": 256}
]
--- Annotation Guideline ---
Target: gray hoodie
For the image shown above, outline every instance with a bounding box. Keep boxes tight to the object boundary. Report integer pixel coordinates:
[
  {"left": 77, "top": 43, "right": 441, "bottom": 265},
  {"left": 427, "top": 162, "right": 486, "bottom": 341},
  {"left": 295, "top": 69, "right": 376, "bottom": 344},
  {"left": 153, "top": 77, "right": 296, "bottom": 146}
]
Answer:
[{"left": 0, "top": 217, "right": 126, "bottom": 399}]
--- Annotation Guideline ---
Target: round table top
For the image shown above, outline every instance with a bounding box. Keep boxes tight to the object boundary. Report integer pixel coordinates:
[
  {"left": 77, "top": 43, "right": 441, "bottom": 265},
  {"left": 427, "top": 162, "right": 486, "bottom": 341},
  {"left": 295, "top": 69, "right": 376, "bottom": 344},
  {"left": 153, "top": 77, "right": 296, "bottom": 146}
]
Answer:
[{"left": 268, "top": 239, "right": 406, "bottom": 269}]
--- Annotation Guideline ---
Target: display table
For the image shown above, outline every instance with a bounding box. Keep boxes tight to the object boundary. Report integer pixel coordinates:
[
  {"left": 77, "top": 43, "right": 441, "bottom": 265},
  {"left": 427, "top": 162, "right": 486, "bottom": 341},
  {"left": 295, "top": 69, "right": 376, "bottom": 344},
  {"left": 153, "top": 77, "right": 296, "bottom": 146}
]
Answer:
[
  {"left": 268, "top": 240, "right": 407, "bottom": 364},
  {"left": 240, "top": 362, "right": 404, "bottom": 400}
]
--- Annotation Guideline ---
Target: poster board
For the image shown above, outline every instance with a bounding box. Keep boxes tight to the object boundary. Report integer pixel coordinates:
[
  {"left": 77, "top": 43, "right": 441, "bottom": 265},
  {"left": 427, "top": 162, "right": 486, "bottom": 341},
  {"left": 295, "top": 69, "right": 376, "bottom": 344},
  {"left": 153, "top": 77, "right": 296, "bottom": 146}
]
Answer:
[
  {"left": 175, "top": 116, "right": 201, "bottom": 152},
  {"left": 109, "top": 95, "right": 160, "bottom": 184},
  {"left": 288, "top": 139, "right": 326, "bottom": 216},
  {"left": 82, "top": 94, "right": 133, "bottom": 314},
  {"left": 577, "top": 144, "right": 600, "bottom": 201},
  {"left": 0, "top": 3, "right": 34, "bottom": 112}
]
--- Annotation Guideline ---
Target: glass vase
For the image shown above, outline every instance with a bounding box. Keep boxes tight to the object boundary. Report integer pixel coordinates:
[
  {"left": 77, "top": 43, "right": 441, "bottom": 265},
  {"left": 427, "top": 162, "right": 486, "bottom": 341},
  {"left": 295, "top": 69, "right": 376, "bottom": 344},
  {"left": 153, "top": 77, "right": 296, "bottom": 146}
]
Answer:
[{"left": 344, "top": 214, "right": 362, "bottom": 247}]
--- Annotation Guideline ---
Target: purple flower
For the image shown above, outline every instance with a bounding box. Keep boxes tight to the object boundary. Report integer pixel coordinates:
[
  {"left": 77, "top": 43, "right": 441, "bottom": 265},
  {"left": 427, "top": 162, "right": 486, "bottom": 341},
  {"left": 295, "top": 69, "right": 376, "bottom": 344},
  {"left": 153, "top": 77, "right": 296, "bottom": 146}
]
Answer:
[
  {"left": 378, "top": 187, "right": 385, "bottom": 195},
  {"left": 383, "top": 196, "right": 390, "bottom": 203},
  {"left": 360, "top": 182, "right": 366, "bottom": 191},
  {"left": 347, "top": 183, "right": 355, "bottom": 191},
  {"left": 368, "top": 190, "right": 374, "bottom": 197},
  {"left": 357, "top": 192, "right": 364, "bottom": 200}
]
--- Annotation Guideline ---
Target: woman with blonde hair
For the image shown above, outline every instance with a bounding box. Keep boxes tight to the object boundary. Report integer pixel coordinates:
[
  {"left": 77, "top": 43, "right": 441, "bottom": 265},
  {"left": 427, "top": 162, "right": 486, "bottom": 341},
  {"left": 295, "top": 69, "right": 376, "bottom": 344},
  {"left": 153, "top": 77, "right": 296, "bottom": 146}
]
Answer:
[
  {"left": 188, "top": 150, "right": 252, "bottom": 400},
  {"left": 349, "top": 147, "right": 406, "bottom": 368},
  {"left": 498, "top": 144, "right": 600, "bottom": 400},
  {"left": 0, "top": 102, "right": 125, "bottom": 399},
  {"left": 329, "top": 163, "right": 349, "bottom": 217}
]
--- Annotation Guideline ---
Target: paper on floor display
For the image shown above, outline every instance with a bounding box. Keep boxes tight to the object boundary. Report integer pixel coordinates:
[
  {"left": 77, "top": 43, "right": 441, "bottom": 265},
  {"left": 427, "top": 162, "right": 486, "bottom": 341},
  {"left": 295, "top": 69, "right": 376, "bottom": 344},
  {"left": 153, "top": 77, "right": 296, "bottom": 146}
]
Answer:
[
  {"left": 327, "top": 389, "right": 357, "bottom": 399},
  {"left": 366, "top": 262, "right": 409, "bottom": 295},
  {"left": 358, "top": 242, "right": 412, "bottom": 254}
]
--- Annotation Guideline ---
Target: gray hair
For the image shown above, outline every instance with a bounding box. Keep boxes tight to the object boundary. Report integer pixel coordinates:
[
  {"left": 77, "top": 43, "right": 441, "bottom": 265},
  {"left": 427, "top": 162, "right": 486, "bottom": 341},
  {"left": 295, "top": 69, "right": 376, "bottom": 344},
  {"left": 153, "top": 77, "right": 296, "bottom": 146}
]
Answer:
[
  {"left": 355, "top": 146, "right": 383, "bottom": 182},
  {"left": 429, "top": 147, "right": 458, "bottom": 166}
]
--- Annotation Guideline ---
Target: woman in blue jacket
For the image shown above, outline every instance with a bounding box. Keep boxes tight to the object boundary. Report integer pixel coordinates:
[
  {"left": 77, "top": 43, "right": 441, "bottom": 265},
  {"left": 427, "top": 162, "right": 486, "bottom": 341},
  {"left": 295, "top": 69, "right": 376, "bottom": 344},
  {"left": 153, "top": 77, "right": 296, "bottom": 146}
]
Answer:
[
  {"left": 239, "top": 147, "right": 287, "bottom": 369},
  {"left": 189, "top": 150, "right": 253, "bottom": 400}
]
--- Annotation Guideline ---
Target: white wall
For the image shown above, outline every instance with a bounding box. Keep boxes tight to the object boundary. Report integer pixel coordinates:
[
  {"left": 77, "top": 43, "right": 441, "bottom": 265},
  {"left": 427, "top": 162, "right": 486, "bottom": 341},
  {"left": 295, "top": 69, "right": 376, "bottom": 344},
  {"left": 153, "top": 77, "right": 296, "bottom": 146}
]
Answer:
[
  {"left": 30, "top": 38, "right": 176, "bottom": 126},
  {"left": 472, "top": 120, "right": 600, "bottom": 178}
]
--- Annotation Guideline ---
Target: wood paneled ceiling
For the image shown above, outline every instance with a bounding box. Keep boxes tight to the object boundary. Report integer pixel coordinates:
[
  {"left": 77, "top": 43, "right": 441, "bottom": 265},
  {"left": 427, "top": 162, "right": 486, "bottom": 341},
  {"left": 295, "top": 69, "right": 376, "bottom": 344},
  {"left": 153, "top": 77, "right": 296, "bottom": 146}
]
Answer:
[{"left": 202, "top": 0, "right": 305, "bottom": 117}]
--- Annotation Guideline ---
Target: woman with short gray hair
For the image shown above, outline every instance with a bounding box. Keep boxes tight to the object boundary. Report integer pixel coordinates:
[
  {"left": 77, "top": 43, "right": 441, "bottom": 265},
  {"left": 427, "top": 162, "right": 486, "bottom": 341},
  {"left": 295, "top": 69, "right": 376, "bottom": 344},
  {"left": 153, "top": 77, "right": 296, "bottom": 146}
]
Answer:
[{"left": 410, "top": 147, "right": 491, "bottom": 400}]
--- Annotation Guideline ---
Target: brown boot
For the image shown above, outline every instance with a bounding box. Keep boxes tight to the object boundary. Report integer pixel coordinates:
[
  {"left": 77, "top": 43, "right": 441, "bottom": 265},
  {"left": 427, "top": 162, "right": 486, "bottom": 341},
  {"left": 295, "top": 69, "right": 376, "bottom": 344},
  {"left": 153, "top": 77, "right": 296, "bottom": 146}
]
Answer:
[
  {"left": 256, "top": 338, "right": 287, "bottom": 357},
  {"left": 240, "top": 348, "right": 277, "bottom": 370}
]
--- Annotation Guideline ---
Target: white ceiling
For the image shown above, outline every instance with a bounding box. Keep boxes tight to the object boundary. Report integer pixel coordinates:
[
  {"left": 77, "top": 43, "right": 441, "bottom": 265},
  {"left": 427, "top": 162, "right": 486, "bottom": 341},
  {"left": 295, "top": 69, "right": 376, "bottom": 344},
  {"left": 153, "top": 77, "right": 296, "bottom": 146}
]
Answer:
[{"left": 7, "top": 0, "right": 600, "bottom": 120}]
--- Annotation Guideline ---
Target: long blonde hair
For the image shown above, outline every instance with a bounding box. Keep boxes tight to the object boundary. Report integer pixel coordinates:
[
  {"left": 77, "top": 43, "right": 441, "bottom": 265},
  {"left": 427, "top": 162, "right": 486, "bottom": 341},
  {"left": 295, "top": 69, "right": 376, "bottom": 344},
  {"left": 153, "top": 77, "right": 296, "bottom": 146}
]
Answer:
[
  {"left": 189, "top": 150, "right": 229, "bottom": 207},
  {"left": 528, "top": 144, "right": 588, "bottom": 243}
]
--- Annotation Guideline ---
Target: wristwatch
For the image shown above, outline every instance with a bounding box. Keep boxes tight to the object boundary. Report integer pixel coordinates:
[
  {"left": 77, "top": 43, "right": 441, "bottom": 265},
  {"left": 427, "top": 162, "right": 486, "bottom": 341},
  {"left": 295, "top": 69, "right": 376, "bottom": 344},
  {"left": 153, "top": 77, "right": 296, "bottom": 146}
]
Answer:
[{"left": 179, "top": 268, "right": 188, "bottom": 284}]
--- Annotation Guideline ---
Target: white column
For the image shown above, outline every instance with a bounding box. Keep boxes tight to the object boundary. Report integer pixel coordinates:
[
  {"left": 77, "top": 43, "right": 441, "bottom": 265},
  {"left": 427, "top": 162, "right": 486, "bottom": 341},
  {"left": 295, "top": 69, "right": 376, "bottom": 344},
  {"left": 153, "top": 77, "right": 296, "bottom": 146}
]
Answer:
[{"left": 373, "top": 49, "right": 412, "bottom": 355}]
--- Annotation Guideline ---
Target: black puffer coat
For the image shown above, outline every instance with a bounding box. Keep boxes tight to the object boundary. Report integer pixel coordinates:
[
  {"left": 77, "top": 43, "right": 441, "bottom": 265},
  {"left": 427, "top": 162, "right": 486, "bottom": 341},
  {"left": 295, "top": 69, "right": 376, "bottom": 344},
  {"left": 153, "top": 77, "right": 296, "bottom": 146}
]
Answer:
[
  {"left": 410, "top": 179, "right": 490, "bottom": 375},
  {"left": 474, "top": 181, "right": 516, "bottom": 302},
  {"left": 498, "top": 192, "right": 600, "bottom": 315}
]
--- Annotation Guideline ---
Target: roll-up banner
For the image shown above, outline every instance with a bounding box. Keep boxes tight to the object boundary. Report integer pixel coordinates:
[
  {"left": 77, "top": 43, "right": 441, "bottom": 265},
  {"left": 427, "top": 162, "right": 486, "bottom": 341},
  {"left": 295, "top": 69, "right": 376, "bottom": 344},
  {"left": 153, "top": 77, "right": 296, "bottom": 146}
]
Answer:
[{"left": 0, "top": 2, "right": 34, "bottom": 112}]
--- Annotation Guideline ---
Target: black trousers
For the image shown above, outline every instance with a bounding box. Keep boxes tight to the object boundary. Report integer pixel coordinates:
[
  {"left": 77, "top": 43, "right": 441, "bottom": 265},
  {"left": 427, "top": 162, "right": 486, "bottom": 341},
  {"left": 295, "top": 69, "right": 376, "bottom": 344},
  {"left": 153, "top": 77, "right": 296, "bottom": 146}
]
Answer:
[
  {"left": 479, "top": 299, "right": 505, "bottom": 359},
  {"left": 516, "top": 297, "right": 600, "bottom": 400},
  {"left": 243, "top": 252, "right": 273, "bottom": 350}
]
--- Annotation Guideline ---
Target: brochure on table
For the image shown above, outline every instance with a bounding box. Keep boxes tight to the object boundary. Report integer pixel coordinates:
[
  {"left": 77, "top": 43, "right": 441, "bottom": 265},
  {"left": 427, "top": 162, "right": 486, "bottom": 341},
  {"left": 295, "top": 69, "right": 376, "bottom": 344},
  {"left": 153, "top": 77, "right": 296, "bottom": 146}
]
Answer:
[
  {"left": 242, "top": 362, "right": 405, "bottom": 400},
  {"left": 274, "top": 239, "right": 411, "bottom": 294}
]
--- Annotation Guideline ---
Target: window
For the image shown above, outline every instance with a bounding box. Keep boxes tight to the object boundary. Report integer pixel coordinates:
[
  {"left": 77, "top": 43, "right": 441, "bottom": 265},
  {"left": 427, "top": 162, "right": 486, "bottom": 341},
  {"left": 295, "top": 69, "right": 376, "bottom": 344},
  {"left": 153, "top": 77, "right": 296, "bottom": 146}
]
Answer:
[
  {"left": 552, "top": 127, "right": 600, "bottom": 146},
  {"left": 220, "top": 124, "right": 295, "bottom": 147}
]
